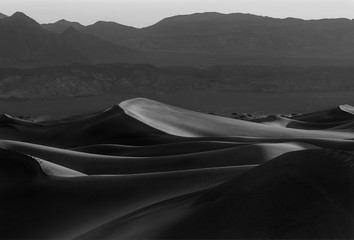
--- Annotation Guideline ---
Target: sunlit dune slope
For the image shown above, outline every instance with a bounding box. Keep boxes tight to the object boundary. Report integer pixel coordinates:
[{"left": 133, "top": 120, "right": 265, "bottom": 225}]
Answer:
[{"left": 120, "top": 98, "right": 354, "bottom": 139}]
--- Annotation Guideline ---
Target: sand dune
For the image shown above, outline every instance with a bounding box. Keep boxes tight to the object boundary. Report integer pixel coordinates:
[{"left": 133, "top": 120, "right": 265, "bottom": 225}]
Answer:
[
  {"left": 0, "top": 147, "right": 86, "bottom": 179},
  {"left": 72, "top": 141, "right": 247, "bottom": 157},
  {"left": 290, "top": 104, "right": 354, "bottom": 123},
  {"left": 0, "top": 105, "right": 167, "bottom": 147},
  {"left": 2, "top": 98, "right": 354, "bottom": 148},
  {"left": 120, "top": 98, "right": 354, "bottom": 139},
  {"left": 0, "top": 148, "right": 253, "bottom": 239},
  {"left": 261, "top": 115, "right": 354, "bottom": 130},
  {"left": 0, "top": 140, "right": 316, "bottom": 174},
  {"left": 0, "top": 148, "right": 46, "bottom": 186},
  {"left": 260, "top": 105, "right": 354, "bottom": 130},
  {"left": 0, "top": 98, "right": 353, "bottom": 239},
  {"left": 77, "top": 149, "right": 354, "bottom": 240}
]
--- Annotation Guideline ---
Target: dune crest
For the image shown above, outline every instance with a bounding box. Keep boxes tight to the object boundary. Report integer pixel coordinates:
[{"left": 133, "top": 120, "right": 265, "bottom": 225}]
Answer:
[
  {"left": 339, "top": 104, "right": 354, "bottom": 115},
  {"left": 1, "top": 98, "right": 353, "bottom": 239},
  {"left": 34, "top": 157, "right": 87, "bottom": 177},
  {"left": 120, "top": 98, "right": 354, "bottom": 139}
]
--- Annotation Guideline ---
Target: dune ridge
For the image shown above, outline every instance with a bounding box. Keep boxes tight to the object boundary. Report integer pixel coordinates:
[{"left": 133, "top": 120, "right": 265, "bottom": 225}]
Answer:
[
  {"left": 120, "top": 98, "right": 354, "bottom": 139},
  {"left": 0, "top": 140, "right": 317, "bottom": 174},
  {"left": 0, "top": 98, "right": 353, "bottom": 239}
]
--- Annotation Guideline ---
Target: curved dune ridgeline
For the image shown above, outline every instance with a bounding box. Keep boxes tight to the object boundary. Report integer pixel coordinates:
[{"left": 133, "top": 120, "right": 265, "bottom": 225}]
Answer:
[{"left": 0, "top": 98, "right": 353, "bottom": 239}]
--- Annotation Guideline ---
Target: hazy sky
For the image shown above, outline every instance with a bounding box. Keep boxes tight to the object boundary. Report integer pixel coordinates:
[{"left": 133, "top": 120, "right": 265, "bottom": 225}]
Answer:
[{"left": 2, "top": 0, "right": 354, "bottom": 27}]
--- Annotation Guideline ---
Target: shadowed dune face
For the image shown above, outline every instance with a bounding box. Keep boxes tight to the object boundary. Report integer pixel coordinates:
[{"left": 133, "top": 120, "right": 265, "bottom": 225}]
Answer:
[
  {"left": 0, "top": 98, "right": 353, "bottom": 239},
  {"left": 76, "top": 150, "right": 354, "bottom": 240},
  {"left": 180, "top": 150, "right": 354, "bottom": 239},
  {"left": 0, "top": 148, "right": 45, "bottom": 188},
  {"left": 291, "top": 104, "right": 354, "bottom": 123},
  {"left": 261, "top": 105, "right": 354, "bottom": 130},
  {"left": 0, "top": 105, "right": 171, "bottom": 147}
]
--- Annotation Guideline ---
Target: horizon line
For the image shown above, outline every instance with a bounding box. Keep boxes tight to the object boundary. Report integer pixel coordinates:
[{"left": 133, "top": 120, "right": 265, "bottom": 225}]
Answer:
[{"left": 2, "top": 10, "right": 354, "bottom": 29}]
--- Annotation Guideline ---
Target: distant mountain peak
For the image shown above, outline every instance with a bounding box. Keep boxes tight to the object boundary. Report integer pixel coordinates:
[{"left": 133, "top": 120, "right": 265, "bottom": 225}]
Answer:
[
  {"left": 89, "top": 20, "right": 137, "bottom": 29},
  {"left": 93, "top": 20, "right": 115, "bottom": 25},
  {"left": 55, "top": 19, "right": 83, "bottom": 26},
  {"left": 42, "top": 19, "right": 84, "bottom": 33},
  {"left": 8, "top": 11, "right": 39, "bottom": 25},
  {"left": 11, "top": 11, "right": 31, "bottom": 20},
  {"left": 57, "top": 19, "right": 70, "bottom": 23}
]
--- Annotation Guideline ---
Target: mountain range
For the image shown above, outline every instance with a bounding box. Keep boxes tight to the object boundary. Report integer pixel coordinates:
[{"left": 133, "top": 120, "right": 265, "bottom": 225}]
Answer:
[
  {"left": 43, "top": 12, "right": 354, "bottom": 58},
  {"left": 43, "top": 19, "right": 138, "bottom": 46},
  {"left": 0, "top": 12, "right": 135, "bottom": 68},
  {"left": 0, "top": 12, "right": 87, "bottom": 67},
  {"left": 1, "top": 12, "right": 354, "bottom": 68}
]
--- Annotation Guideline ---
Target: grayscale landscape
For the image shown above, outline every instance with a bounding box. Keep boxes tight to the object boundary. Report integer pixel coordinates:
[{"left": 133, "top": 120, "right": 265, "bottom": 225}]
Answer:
[{"left": 0, "top": 1, "right": 353, "bottom": 239}]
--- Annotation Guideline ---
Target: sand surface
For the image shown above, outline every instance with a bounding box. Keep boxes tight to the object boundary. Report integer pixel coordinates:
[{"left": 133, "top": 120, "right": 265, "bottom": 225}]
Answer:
[{"left": 0, "top": 98, "right": 353, "bottom": 239}]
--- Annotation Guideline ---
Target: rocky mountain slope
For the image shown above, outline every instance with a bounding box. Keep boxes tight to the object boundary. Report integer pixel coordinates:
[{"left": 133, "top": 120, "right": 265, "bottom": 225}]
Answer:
[
  {"left": 0, "top": 12, "right": 87, "bottom": 67},
  {"left": 43, "top": 12, "right": 354, "bottom": 59},
  {"left": 0, "top": 12, "right": 135, "bottom": 68},
  {"left": 2, "top": 11, "right": 354, "bottom": 68},
  {"left": 60, "top": 27, "right": 134, "bottom": 62},
  {"left": 1, "top": 63, "right": 354, "bottom": 99},
  {"left": 43, "top": 19, "right": 138, "bottom": 45}
]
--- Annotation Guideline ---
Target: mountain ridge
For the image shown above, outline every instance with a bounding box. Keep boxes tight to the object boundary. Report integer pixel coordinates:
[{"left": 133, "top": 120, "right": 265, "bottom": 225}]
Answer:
[
  {"left": 42, "top": 12, "right": 354, "bottom": 60},
  {"left": 0, "top": 12, "right": 89, "bottom": 67},
  {"left": 42, "top": 19, "right": 85, "bottom": 33},
  {"left": 2, "top": 11, "right": 354, "bottom": 68},
  {"left": 0, "top": 12, "right": 136, "bottom": 67}
]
